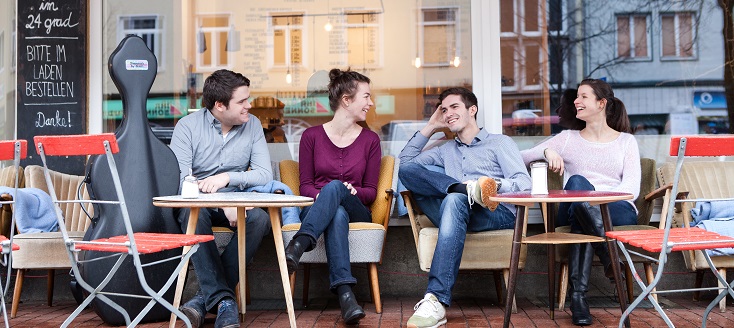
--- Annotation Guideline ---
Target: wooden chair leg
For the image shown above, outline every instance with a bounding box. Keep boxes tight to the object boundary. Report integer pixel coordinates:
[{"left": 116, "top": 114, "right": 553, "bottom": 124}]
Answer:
[
  {"left": 368, "top": 263, "right": 382, "bottom": 313},
  {"left": 719, "top": 268, "right": 727, "bottom": 313},
  {"left": 625, "top": 265, "right": 634, "bottom": 303},
  {"left": 693, "top": 270, "right": 704, "bottom": 301},
  {"left": 289, "top": 272, "right": 296, "bottom": 303},
  {"left": 557, "top": 263, "right": 568, "bottom": 311},
  {"left": 493, "top": 271, "right": 504, "bottom": 306},
  {"left": 503, "top": 269, "right": 517, "bottom": 314},
  {"left": 302, "top": 263, "right": 310, "bottom": 307},
  {"left": 11, "top": 269, "right": 24, "bottom": 318},
  {"left": 245, "top": 272, "right": 251, "bottom": 305},
  {"left": 47, "top": 269, "right": 55, "bottom": 306},
  {"left": 643, "top": 263, "right": 657, "bottom": 302}
]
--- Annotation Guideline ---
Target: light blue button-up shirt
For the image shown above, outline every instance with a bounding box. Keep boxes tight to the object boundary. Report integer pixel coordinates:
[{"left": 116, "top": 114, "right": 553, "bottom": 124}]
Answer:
[{"left": 400, "top": 128, "right": 531, "bottom": 213}]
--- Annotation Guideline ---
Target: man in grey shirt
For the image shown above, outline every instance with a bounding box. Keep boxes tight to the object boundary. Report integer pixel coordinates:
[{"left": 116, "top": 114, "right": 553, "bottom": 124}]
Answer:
[
  {"left": 169, "top": 69, "right": 271, "bottom": 328},
  {"left": 399, "top": 87, "right": 531, "bottom": 328}
]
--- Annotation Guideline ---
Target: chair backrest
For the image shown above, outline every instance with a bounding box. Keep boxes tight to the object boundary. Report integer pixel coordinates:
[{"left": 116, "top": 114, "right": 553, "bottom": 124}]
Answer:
[
  {"left": 0, "top": 141, "right": 27, "bottom": 236},
  {"left": 34, "top": 134, "right": 122, "bottom": 242},
  {"left": 547, "top": 157, "right": 657, "bottom": 226},
  {"left": 659, "top": 135, "right": 734, "bottom": 232},
  {"left": 24, "top": 165, "right": 92, "bottom": 232},
  {"left": 279, "top": 155, "right": 396, "bottom": 226}
]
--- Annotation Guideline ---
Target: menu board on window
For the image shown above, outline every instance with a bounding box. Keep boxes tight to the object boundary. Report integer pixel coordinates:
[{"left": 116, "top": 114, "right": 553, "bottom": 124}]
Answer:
[{"left": 17, "top": 0, "right": 87, "bottom": 174}]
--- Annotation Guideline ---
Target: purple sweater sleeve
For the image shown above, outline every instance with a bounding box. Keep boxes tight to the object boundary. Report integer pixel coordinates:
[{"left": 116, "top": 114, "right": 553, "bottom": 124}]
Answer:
[{"left": 298, "top": 126, "right": 382, "bottom": 205}]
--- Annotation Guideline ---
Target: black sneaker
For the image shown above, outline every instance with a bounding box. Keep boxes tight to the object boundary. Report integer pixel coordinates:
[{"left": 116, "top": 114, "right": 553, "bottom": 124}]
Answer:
[{"left": 215, "top": 298, "right": 240, "bottom": 328}]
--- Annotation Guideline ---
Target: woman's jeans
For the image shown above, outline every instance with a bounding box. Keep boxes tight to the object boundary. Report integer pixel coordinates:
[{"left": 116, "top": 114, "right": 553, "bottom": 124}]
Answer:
[
  {"left": 295, "top": 180, "right": 371, "bottom": 292},
  {"left": 398, "top": 162, "right": 515, "bottom": 306},
  {"left": 556, "top": 175, "right": 637, "bottom": 230}
]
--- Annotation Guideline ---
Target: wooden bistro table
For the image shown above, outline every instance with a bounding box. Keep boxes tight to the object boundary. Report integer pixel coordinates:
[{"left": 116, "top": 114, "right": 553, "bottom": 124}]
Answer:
[
  {"left": 490, "top": 190, "right": 634, "bottom": 328},
  {"left": 153, "top": 192, "right": 313, "bottom": 328}
]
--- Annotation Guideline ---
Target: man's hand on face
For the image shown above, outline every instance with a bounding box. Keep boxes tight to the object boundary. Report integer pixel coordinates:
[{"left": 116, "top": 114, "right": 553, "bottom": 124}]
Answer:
[
  {"left": 420, "top": 105, "right": 448, "bottom": 137},
  {"left": 198, "top": 172, "right": 231, "bottom": 193}
]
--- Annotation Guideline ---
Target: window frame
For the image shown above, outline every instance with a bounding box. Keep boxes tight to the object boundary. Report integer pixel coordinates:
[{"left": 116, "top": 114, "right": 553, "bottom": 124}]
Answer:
[
  {"left": 659, "top": 11, "right": 698, "bottom": 61},
  {"left": 117, "top": 14, "right": 165, "bottom": 72},
  {"left": 342, "top": 10, "right": 383, "bottom": 70},
  {"left": 615, "top": 13, "right": 652, "bottom": 61},
  {"left": 268, "top": 13, "right": 305, "bottom": 71},
  {"left": 195, "top": 13, "right": 233, "bottom": 72},
  {"left": 419, "top": 6, "right": 461, "bottom": 68}
]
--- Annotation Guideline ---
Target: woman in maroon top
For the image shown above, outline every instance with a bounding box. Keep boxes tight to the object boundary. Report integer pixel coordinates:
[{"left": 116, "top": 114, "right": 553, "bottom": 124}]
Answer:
[{"left": 285, "top": 68, "right": 381, "bottom": 325}]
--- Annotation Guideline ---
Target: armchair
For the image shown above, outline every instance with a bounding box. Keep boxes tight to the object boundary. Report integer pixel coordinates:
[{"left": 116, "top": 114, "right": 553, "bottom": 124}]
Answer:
[{"left": 279, "top": 155, "right": 395, "bottom": 313}]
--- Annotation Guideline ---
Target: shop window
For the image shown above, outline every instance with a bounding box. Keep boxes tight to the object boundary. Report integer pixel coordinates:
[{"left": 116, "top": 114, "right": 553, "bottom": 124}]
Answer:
[
  {"left": 271, "top": 14, "right": 303, "bottom": 69},
  {"left": 118, "top": 15, "right": 164, "bottom": 71},
  {"left": 345, "top": 11, "right": 381, "bottom": 69},
  {"left": 196, "top": 14, "right": 231, "bottom": 71},
  {"left": 661, "top": 12, "right": 696, "bottom": 59},
  {"left": 421, "top": 7, "right": 459, "bottom": 67},
  {"left": 616, "top": 14, "right": 650, "bottom": 59}
]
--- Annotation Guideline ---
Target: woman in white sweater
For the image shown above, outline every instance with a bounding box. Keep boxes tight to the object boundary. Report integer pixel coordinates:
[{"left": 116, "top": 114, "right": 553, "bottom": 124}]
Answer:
[{"left": 521, "top": 78, "right": 640, "bottom": 326}]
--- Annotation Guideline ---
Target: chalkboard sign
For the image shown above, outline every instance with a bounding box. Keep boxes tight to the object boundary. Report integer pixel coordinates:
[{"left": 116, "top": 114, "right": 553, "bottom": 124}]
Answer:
[{"left": 17, "top": 0, "right": 87, "bottom": 175}]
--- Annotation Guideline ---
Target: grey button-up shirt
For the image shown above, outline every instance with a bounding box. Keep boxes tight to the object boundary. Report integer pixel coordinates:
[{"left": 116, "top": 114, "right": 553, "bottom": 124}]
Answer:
[{"left": 170, "top": 108, "right": 272, "bottom": 192}]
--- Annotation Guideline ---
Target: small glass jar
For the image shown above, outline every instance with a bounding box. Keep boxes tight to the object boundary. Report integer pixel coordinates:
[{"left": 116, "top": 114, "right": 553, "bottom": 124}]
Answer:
[
  {"left": 530, "top": 162, "right": 549, "bottom": 195},
  {"left": 181, "top": 169, "right": 200, "bottom": 198}
]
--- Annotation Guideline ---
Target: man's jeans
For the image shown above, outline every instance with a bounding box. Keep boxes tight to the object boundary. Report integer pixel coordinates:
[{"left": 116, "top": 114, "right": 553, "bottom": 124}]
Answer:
[
  {"left": 295, "top": 180, "right": 371, "bottom": 292},
  {"left": 398, "top": 162, "right": 515, "bottom": 306},
  {"left": 176, "top": 206, "right": 271, "bottom": 311},
  {"left": 244, "top": 180, "right": 301, "bottom": 225}
]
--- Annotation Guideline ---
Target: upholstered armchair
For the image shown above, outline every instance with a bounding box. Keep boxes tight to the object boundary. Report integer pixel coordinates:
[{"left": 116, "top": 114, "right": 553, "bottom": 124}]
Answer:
[
  {"left": 279, "top": 155, "right": 395, "bottom": 313},
  {"left": 11, "top": 165, "right": 92, "bottom": 318}
]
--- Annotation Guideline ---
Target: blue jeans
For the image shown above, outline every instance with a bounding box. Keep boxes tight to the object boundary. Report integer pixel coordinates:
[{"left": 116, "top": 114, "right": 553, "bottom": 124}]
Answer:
[
  {"left": 398, "top": 162, "right": 515, "bottom": 306},
  {"left": 556, "top": 175, "right": 637, "bottom": 230},
  {"left": 244, "top": 180, "right": 301, "bottom": 225},
  {"left": 295, "top": 180, "right": 372, "bottom": 292},
  {"left": 176, "top": 206, "right": 270, "bottom": 311}
]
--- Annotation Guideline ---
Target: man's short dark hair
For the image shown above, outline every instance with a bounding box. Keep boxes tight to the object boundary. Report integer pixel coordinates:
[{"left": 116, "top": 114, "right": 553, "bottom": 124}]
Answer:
[
  {"left": 202, "top": 69, "right": 251, "bottom": 110},
  {"left": 438, "top": 87, "right": 478, "bottom": 118}
]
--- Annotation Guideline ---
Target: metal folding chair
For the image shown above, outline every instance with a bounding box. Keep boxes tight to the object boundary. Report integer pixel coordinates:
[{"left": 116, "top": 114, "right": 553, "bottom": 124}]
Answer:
[
  {"left": 607, "top": 135, "right": 734, "bottom": 328},
  {"left": 0, "top": 140, "right": 25, "bottom": 328},
  {"left": 34, "top": 134, "right": 213, "bottom": 328}
]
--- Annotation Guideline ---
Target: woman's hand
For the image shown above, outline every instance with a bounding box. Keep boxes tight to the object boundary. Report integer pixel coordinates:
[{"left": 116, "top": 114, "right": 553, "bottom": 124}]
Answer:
[
  {"left": 544, "top": 148, "right": 565, "bottom": 176},
  {"left": 343, "top": 181, "right": 358, "bottom": 195}
]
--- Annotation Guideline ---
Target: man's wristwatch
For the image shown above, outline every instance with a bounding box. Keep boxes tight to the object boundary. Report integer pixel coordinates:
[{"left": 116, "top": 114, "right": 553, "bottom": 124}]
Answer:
[{"left": 495, "top": 179, "right": 502, "bottom": 192}]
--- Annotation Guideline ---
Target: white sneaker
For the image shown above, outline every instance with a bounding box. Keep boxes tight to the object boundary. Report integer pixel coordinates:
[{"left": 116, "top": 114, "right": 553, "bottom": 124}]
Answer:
[
  {"left": 466, "top": 177, "right": 499, "bottom": 210},
  {"left": 406, "top": 293, "right": 447, "bottom": 328}
]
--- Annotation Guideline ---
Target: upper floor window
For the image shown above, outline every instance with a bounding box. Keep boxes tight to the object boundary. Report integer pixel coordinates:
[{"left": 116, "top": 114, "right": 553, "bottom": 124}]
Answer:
[
  {"left": 616, "top": 14, "right": 650, "bottom": 59},
  {"left": 118, "top": 15, "right": 164, "bottom": 71},
  {"left": 271, "top": 14, "right": 304, "bottom": 69},
  {"left": 421, "top": 7, "right": 460, "bottom": 67},
  {"left": 661, "top": 12, "right": 696, "bottom": 59},
  {"left": 196, "top": 14, "right": 231, "bottom": 71},
  {"left": 345, "top": 11, "right": 382, "bottom": 69}
]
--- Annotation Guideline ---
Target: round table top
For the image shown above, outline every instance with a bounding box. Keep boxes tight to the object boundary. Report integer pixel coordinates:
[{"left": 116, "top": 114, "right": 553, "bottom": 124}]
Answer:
[
  {"left": 153, "top": 192, "right": 314, "bottom": 208},
  {"left": 488, "top": 190, "right": 633, "bottom": 205}
]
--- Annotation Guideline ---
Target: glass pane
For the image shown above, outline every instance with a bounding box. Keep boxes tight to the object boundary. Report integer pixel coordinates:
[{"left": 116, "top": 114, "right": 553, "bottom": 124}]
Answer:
[
  {"left": 218, "top": 31, "right": 227, "bottom": 65},
  {"left": 662, "top": 16, "right": 675, "bottom": 57},
  {"left": 273, "top": 29, "right": 286, "bottom": 65},
  {"left": 679, "top": 13, "right": 694, "bottom": 57},
  {"left": 500, "top": 0, "right": 514, "bottom": 33},
  {"left": 524, "top": 0, "right": 538, "bottom": 32},
  {"left": 617, "top": 16, "right": 630, "bottom": 57},
  {"left": 525, "top": 44, "right": 540, "bottom": 85},
  {"left": 633, "top": 16, "right": 647, "bottom": 57},
  {"left": 501, "top": 45, "right": 515, "bottom": 87},
  {"left": 424, "top": 25, "right": 449, "bottom": 64}
]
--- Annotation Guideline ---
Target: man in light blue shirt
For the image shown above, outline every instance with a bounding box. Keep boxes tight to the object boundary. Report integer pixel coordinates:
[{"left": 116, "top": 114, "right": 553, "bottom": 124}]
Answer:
[{"left": 399, "top": 87, "right": 531, "bottom": 328}]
